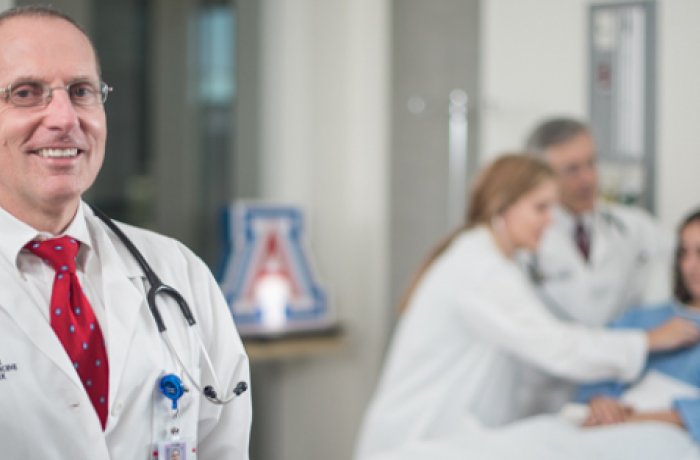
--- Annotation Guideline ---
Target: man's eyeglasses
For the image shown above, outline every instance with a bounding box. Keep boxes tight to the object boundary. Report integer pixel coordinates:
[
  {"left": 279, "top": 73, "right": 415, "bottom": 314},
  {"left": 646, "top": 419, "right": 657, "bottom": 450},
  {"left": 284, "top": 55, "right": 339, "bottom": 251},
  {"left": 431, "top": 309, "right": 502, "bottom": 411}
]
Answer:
[{"left": 0, "top": 80, "right": 112, "bottom": 108}]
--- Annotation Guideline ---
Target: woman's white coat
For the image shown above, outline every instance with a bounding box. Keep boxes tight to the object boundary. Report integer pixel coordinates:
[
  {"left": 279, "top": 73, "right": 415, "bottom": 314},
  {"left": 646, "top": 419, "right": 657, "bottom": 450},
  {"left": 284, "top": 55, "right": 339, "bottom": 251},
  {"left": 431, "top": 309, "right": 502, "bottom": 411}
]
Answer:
[{"left": 355, "top": 226, "right": 646, "bottom": 459}]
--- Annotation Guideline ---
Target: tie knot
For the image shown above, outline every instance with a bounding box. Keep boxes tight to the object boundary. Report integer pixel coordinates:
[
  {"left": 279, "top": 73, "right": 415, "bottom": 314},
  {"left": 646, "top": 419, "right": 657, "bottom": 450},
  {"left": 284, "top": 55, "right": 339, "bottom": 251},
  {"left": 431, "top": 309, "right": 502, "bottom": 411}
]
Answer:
[{"left": 25, "top": 236, "right": 81, "bottom": 273}]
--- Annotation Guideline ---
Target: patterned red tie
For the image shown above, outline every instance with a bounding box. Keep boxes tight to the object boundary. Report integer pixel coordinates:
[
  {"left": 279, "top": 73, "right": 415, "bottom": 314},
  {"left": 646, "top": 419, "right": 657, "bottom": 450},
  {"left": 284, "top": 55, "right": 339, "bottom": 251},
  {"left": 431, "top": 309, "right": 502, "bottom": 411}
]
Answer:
[
  {"left": 26, "top": 236, "right": 109, "bottom": 429},
  {"left": 574, "top": 219, "right": 590, "bottom": 262}
]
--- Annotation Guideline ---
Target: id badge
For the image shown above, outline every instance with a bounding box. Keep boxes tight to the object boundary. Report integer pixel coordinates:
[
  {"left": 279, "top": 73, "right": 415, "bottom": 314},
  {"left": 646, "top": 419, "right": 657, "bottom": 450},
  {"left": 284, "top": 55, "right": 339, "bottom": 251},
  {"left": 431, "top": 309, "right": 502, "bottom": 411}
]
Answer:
[
  {"left": 157, "top": 440, "right": 191, "bottom": 460},
  {"left": 151, "top": 371, "right": 200, "bottom": 460}
]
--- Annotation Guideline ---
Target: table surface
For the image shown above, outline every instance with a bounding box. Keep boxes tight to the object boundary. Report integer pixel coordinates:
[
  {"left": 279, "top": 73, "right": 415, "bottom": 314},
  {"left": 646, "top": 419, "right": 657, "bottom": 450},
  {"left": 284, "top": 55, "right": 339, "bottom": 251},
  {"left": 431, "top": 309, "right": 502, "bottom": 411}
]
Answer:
[{"left": 243, "top": 329, "right": 344, "bottom": 362}]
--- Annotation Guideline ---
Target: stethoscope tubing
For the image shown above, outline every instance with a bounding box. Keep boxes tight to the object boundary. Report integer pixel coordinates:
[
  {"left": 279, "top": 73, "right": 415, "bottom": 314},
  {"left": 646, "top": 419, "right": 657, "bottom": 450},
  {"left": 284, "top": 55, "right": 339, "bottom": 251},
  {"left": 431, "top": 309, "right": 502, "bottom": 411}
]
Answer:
[
  {"left": 90, "top": 205, "right": 196, "bottom": 332},
  {"left": 89, "top": 204, "right": 246, "bottom": 405}
]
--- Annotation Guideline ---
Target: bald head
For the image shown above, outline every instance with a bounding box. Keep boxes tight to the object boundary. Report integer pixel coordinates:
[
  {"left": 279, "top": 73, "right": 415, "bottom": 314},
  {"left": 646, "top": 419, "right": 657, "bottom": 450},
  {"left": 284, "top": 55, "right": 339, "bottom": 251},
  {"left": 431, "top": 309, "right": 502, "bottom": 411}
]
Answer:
[{"left": 0, "top": 6, "right": 101, "bottom": 76}]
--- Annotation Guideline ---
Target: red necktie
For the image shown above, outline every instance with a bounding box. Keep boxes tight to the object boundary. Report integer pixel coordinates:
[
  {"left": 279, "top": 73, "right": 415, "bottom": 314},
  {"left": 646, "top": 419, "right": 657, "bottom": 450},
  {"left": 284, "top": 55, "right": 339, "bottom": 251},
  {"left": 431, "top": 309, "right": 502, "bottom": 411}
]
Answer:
[
  {"left": 26, "top": 236, "right": 109, "bottom": 429},
  {"left": 574, "top": 220, "right": 590, "bottom": 262}
]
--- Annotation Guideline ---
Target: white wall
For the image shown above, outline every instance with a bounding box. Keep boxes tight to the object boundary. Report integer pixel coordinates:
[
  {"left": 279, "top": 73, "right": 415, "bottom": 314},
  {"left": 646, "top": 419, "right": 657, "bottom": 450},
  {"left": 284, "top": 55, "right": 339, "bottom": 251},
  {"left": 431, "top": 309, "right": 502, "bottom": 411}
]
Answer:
[
  {"left": 480, "top": 0, "right": 588, "bottom": 161},
  {"left": 256, "top": 0, "right": 390, "bottom": 459},
  {"left": 480, "top": 0, "right": 700, "bottom": 229},
  {"left": 656, "top": 0, "right": 700, "bottom": 226}
]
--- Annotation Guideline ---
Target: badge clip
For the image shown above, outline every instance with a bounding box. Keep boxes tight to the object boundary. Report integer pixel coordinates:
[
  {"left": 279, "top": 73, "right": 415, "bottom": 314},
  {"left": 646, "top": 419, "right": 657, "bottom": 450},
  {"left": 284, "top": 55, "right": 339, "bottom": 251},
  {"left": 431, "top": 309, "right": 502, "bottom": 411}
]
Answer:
[{"left": 159, "top": 373, "right": 187, "bottom": 412}]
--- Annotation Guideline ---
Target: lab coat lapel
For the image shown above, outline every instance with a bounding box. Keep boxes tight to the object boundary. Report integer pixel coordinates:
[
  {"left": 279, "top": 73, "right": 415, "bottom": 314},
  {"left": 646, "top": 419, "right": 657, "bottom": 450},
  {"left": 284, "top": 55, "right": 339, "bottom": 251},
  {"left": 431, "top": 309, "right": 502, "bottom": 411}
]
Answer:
[
  {"left": 547, "top": 207, "right": 588, "bottom": 270},
  {"left": 0, "top": 262, "right": 84, "bottom": 389},
  {"left": 92, "top": 222, "right": 147, "bottom": 409},
  {"left": 590, "top": 212, "right": 610, "bottom": 266}
]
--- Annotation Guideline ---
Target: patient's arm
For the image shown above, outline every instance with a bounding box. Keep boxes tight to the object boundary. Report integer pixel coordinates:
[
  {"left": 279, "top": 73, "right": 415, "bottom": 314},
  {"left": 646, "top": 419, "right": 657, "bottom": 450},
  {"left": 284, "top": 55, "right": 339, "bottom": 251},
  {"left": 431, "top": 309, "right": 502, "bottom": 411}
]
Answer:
[
  {"left": 611, "top": 397, "right": 700, "bottom": 442},
  {"left": 585, "top": 406, "right": 686, "bottom": 429},
  {"left": 624, "top": 410, "right": 685, "bottom": 428}
]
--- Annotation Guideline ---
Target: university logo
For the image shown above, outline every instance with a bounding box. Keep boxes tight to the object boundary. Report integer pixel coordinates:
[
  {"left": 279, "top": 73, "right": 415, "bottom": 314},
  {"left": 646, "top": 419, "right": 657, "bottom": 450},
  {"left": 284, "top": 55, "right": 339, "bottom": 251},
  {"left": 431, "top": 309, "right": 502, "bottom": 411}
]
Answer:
[{"left": 218, "top": 203, "right": 331, "bottom": 336}]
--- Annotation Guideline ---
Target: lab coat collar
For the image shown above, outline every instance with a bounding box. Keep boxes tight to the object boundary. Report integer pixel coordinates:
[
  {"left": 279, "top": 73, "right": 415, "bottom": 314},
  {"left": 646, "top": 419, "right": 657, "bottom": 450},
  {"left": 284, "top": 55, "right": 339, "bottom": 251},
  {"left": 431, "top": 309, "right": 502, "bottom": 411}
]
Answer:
[
  {"left": 0, "top": 204, "right": 93, "bottom": 392},
  {"left": 84, "top": 204, "right": 147, "bottom": 424},
  {"left": 82, "top": 202, "right": 142, "bottom": 278},
  {"left": 0, "top": 283, "right": 89, "bottom": 392},
  {"left": 552, "top": 205, "right": 594, "bottom": 235},
  {"left": 0, "top": 202, "right": 148, "bottom": 426}
]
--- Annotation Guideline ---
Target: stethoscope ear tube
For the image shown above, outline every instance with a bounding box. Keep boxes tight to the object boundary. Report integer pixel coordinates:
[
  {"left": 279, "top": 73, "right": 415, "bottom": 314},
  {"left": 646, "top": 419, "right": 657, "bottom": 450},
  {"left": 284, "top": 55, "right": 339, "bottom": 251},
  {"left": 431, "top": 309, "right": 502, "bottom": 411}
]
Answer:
[
  {"left": 150, "top": 284, "right": 197, "bottom": 330},
  {"left": 90, "top": 204, "right": 196, "bottom": 332},
  {"left": 89, "top": 204, "right": 160, "bottom": 285}
]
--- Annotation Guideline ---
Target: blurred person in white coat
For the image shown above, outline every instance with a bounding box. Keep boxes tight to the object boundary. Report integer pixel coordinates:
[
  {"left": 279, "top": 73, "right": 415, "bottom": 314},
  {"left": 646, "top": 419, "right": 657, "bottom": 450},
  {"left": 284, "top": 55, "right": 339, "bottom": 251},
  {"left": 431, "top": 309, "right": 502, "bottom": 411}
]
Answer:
[
  {"left": 0, "top": 6, "right": 250, "bottom": 459},
  {"left": 519, "top": 117, "right": 673, "bottom": 415},
  {"left": 354, "top": 154, "right": 697, "bottom": 460},
  {"left": 374, "top": 211, "right": 700, "bottom": 460},
  {"left": 524, "top": 117, "right": 672, "bottom": 326}
]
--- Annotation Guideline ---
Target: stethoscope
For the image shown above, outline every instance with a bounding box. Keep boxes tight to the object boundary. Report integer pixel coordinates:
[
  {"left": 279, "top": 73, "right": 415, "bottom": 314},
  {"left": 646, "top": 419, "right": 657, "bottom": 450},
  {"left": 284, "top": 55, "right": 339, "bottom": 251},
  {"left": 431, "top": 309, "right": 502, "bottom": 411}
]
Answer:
[
  {"left": 527, "top": 207, "right": 630, "bottom": 286},
  {"left": 90, "top": 205, "right": 247, "bottom": 409},
  {"left": 525, "top": 207, "right": 636, "bottom": 321}
]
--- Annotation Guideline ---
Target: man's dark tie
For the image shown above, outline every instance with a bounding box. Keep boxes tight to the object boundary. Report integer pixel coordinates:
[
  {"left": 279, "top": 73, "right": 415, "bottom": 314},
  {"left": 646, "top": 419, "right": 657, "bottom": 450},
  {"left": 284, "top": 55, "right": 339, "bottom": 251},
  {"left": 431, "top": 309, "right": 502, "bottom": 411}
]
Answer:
[{"left": 574, "top": 219, "right": 590, "bottom": 262}]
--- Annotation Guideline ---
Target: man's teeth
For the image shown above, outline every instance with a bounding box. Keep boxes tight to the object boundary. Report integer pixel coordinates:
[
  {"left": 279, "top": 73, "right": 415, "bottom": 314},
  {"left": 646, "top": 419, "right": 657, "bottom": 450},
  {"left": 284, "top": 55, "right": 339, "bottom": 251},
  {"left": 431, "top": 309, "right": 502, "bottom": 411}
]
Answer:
[{"left": 37, "top": 148, "right": 79, "bottom": 158}]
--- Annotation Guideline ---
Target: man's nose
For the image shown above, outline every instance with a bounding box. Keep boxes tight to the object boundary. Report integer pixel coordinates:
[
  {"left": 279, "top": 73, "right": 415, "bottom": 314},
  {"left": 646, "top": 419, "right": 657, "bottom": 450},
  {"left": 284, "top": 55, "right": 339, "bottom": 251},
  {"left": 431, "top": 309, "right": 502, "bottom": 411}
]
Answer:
[{"left": 42, "top": 89, "right": 79, "bottom": 131}]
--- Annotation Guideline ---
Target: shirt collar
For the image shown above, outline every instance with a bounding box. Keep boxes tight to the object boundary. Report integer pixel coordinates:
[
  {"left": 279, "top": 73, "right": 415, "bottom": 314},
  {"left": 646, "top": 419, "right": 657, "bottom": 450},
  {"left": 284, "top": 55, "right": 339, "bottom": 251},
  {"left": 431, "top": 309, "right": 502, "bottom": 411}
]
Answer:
[
  {"left": 554, "top": 204, "right": 595, "bottom": 233},
  {"left": 0, "top": 201, "right": 94, "bottom": 270}
]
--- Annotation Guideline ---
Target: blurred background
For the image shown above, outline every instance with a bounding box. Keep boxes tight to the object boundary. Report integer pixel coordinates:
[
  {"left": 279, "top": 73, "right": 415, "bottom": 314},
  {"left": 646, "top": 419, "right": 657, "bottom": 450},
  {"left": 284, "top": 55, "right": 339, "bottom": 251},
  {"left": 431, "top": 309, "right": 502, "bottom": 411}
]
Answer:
[{"left": 5, "top": 0, "right": 699, "bottom": 459}]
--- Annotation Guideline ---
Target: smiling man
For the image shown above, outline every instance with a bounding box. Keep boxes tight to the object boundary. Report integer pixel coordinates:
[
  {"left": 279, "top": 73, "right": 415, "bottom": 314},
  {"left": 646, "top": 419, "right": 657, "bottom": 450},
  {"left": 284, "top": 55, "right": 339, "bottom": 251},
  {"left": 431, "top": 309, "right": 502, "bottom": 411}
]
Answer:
[
  {"left": 0, "top": 14, "right": 105, "bottom": 232},
  {"left": 0, "top": 6, "right": 250, "bottom": 459}
]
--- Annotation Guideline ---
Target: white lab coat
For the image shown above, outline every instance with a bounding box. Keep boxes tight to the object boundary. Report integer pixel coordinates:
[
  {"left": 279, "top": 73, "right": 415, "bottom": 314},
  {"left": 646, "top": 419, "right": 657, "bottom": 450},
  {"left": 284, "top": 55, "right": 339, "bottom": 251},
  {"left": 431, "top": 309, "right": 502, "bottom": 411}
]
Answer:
[
  {"left": 0, "top": 203, "right": 251, "bottom": 460},
  {"left": 354, "top": 226, "right": 647, "bottom": 460},
  {"left": 530, "top": 202, "right": 673, "bottom": 327},
  {"left": 517, "top": 202, "right": 673, "bottom": 416}
]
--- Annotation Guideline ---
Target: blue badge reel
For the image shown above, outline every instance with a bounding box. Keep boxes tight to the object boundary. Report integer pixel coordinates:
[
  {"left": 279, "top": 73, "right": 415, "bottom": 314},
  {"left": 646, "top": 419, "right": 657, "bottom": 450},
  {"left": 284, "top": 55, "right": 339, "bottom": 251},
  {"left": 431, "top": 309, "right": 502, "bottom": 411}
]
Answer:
[{"left": 151, "top": 373, "right": 197, "bottom": 460}]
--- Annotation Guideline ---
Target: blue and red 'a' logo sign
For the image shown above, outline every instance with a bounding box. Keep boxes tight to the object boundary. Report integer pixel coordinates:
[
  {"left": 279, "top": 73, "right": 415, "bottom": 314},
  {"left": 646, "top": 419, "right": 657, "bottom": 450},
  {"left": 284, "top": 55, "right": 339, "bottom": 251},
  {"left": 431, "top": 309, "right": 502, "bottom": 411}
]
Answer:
[{"left": 218, "top": 203, "right": 330, "bottom": 336}]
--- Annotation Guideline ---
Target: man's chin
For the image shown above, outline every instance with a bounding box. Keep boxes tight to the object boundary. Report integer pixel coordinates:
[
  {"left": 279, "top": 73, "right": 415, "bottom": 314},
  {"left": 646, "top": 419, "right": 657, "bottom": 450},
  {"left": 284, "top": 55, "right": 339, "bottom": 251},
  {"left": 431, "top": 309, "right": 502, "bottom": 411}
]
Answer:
[{"left": 563, "top": 202, "right": 595, "bottom": 215}]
